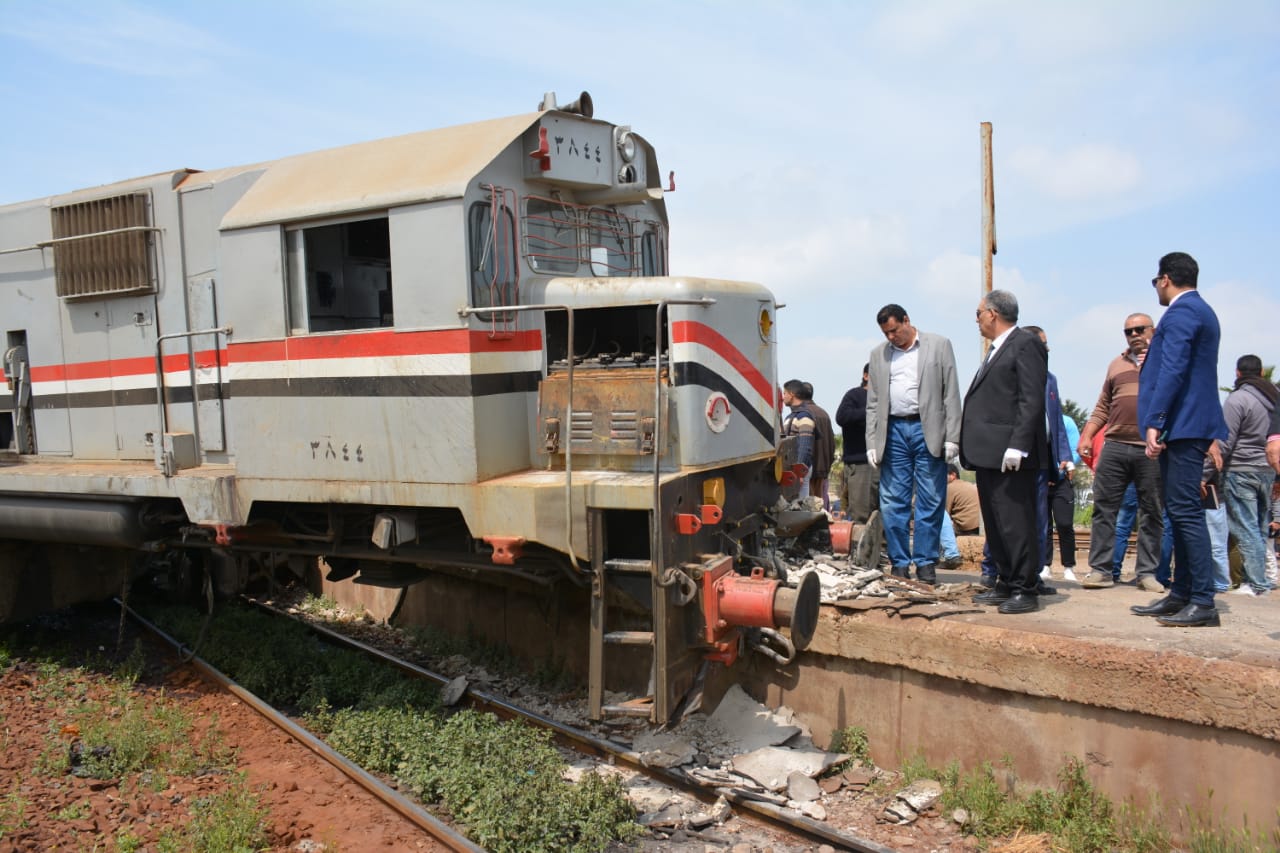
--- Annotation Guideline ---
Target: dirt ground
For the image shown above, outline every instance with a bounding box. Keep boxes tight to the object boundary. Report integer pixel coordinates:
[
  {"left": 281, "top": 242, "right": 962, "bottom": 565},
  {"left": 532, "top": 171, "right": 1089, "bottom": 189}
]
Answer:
[
  {"left": 0, "top": 607, "right": 997, "bottom": 853},
  {"left": 0, "top": 625, "right": 444, "bottom": 853}
]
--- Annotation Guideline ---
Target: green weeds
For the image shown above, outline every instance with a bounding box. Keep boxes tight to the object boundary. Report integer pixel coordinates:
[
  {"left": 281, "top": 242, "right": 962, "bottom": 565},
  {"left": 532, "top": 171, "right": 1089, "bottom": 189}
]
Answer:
[
  {"left": 888, "top": 750, "right": 1277, "bottom": 852},
  {"left": 151, "top": 601, "right": 640, "bottom": 851},
  {"left": 315, "top": 706, "right": 639, "bottom": 852}
]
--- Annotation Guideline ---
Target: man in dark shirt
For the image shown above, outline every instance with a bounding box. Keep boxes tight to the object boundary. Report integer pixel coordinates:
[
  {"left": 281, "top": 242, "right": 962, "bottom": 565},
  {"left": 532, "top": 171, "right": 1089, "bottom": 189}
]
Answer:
[
  {"left": 835, "top": 364, "right": 879, "bottom": 522},
  {"left": 799, "top": 382, "right": 836, "bottom": 510}
]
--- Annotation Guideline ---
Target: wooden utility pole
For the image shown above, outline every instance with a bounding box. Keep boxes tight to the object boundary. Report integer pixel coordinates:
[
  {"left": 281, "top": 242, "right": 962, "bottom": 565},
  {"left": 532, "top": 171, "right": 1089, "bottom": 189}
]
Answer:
[
  {"left": 980, "top": 122, "right": 995, "bottom": 294},
  {"left": 980, "top": 122, "right": 996, "bottom": 359}
]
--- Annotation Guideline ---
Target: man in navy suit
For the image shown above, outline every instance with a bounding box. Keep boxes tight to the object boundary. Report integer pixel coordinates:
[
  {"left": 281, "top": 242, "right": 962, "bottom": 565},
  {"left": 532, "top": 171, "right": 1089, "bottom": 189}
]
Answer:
[
  {"left": 1025, "top": 326, "right": 1076, "bottom": 581},
  {"left": 1131, "top": 252, "right": 1229, "bottom": 627},
  {"left": 961, "top": 290, "right": 1048, "bottom": 614}
]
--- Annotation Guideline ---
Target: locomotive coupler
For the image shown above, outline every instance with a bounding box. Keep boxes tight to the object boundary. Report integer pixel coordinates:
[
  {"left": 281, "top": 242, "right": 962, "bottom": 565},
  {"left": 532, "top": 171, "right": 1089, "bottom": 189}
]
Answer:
[{"left": 697, "top": 555, "right": 819, "bottom": 666}]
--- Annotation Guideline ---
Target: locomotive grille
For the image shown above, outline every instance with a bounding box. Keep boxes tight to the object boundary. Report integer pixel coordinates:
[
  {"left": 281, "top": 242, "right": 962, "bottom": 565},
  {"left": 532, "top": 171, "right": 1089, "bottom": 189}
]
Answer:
[
  {"left": 50, "top": 192, "right": 155, "bottom": 300},
  {"left": 569, "top": 410, "right": 594, "bottom": 443},
  {"left": 609, "top": 411, "right": 639, "bottom": 441},
  {"left": 567, "top": 410, "right": 640, "bottom": 444}
]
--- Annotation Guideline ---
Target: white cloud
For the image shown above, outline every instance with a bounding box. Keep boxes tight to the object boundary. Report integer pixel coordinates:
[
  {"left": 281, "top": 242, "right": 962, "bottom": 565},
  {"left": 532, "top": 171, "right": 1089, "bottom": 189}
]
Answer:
[
  {"left": 1, "top": 2, "right": 230, "bottom": 76},
  {"left": 1009, "top": 144, "right": 1143, "bottom": 201},
  {"left": 675, "top": 215, "right": 911, "bottom": 301}
]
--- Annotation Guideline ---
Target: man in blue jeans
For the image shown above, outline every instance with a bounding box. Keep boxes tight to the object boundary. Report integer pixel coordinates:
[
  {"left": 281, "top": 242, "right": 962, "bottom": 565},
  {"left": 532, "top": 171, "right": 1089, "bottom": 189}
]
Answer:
[
  {"left": 864, "top": 304, "right": 963, "bottom": 586},
  {"left": 1220, "top": 354, "right": 1279, "bottom": 596},
  {"left": 1112, "top": 484, "right": 1173, "bottom": 585},
  {"left": 1132, "top": 252, "right": 1229, "bottom": 627}
]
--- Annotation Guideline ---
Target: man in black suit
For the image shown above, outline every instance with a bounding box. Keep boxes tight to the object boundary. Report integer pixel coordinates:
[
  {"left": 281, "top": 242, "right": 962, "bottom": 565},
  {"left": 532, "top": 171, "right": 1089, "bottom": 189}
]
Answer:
[{"left": 960, "top": 290, "right": 1048, "bottom": 614}]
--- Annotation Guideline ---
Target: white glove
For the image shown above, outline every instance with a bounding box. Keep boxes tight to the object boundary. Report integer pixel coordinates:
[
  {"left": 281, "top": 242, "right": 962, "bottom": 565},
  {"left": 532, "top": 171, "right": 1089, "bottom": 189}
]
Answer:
[
  {"left": 866, "top": 449, "right": 879, "bottom": 468},
  {"left": 944, "top": 442, "right": 959, "bottom": 464},
  {"left": 1001, "top": 448, "right": 1023, "bottom": 472}
]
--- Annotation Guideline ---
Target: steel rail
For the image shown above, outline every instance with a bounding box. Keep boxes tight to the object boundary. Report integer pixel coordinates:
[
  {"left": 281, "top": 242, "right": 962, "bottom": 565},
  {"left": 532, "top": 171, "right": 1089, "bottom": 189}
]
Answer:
[
  {"left": 245, "top": 597, "right": 897, "bottom": 853},
  {"left": 117, "top": 600, "right": 485, "bottom": 853}
]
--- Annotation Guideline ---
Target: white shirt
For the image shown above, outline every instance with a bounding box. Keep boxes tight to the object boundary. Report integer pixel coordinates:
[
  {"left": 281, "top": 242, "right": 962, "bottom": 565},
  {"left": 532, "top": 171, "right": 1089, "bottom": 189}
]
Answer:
[
  {"left": 888, "top": 337, "right": 921, "bottom": 416},
  {"left": 985, "top": 325, "right": 1015, "bottom": 361}
]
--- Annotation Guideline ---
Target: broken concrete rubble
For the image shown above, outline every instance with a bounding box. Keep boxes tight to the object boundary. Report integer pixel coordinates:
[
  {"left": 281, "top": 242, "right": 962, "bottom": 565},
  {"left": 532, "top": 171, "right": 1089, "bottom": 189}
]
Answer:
[
  {"left": 881, "top": 778, "right": 945, "bottom": 825},
  {"left": 732, "top": 745, "right": 847, "bottom": 792}
]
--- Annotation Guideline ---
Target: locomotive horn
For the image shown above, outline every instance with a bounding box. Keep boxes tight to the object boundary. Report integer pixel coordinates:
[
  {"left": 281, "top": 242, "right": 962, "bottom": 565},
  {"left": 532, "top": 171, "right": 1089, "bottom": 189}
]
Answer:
[{"left": 539, "top": 90, "right": 593, "bottom": 118}]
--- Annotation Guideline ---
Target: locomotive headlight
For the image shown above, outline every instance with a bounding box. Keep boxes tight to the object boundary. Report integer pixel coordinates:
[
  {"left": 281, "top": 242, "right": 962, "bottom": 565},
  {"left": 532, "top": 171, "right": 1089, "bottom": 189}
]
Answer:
[
  {"left": 614, "top": 126, "right": 636, "bottom": 163},
  {"left": 758, "top": 307, "right": 773, "bottom": 341}
]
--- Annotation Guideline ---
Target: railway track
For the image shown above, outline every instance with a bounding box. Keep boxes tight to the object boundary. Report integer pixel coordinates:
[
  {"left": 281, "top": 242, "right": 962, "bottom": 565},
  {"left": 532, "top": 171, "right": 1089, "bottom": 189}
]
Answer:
[
  {"left": 122, "top": 597, "right": 898, "bottom": 853},
  {"left": 120, "top": 602, "right": 483, "bottom": 853}
]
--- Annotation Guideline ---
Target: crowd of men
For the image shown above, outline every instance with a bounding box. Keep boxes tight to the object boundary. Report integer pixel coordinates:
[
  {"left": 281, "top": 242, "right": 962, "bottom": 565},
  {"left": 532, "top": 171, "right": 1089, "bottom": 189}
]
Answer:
[{"left": 784, "top": 251, "right": 1280, "bottom": 628}]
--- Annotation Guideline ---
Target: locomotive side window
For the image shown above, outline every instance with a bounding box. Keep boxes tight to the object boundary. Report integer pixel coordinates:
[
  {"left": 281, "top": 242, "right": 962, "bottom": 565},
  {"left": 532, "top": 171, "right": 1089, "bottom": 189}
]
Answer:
[
  {"left": 286, "top": 216, "right": 393, "bottom": 333},
  {"left": 468, "top": 199, "right": 517, "bottom": 312},
  {"left": 524, "top": 197, "right": 580, "bottom": 273},
  {"left": 640, "top": 227, "right": 667, "bottom": 276},
  {"left": 50, "top": 192, "right": 155, "bottom": 299}
]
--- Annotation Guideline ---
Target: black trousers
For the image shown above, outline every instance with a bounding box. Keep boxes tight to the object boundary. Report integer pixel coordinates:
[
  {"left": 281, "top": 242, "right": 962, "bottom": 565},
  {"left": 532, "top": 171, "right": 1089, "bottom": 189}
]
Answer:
[
  {"left": 976, "top": 465, "right": 1040, "bottom": 594},
  {"left": 1047, "top": 476, "right": 1076, "bottom": 568}
]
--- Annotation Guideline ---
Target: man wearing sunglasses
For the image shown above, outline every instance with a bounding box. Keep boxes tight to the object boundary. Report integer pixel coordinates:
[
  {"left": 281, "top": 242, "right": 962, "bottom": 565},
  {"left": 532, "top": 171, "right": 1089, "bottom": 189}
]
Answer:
[
  {"left": 1132, "top": 252, "right": 1229, "bottom": 627},
  {"left": 1075, "top": 313, "right": 1166, "bottom": 592}
]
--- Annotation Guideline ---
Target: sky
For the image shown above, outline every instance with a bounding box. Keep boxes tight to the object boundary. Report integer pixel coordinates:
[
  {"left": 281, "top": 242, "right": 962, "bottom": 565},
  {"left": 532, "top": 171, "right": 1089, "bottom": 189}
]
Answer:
[{"left": 2, "top": 0, "right": 1278, "bottom": 416}]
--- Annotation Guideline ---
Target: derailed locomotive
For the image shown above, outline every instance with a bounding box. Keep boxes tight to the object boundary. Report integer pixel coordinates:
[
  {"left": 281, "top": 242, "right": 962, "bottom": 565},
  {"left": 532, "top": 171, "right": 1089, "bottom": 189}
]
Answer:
[{"left": 0, "top": 91, "right": 817, "bottom": 722}]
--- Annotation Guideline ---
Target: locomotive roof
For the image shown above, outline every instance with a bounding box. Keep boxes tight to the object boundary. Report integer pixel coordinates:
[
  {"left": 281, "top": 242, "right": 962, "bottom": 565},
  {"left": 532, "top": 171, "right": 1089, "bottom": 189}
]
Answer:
[{"left": 205, "top": 111, "right": 546, "bottom": 231}]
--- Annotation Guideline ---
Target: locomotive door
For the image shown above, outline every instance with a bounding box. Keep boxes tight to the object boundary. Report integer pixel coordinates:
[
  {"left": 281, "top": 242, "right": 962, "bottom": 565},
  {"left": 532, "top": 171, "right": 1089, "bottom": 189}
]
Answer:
[
  {"left": 187, "top": 277, "right": 225, "bottom": 453},
  {"left": 106, "top": 295, "right": 160, "bottom": 460}
]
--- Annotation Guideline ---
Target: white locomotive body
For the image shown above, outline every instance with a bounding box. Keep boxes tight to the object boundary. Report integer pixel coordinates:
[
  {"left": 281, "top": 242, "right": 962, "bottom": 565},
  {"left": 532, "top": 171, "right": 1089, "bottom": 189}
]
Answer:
[{"left": 0, "top": 93, "right": 812, "bottom": 722}]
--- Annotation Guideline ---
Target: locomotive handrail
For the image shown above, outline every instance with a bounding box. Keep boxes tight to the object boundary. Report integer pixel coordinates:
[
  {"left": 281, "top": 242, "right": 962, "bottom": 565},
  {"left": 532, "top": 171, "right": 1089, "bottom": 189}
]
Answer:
[
  {"left": 154, "top": 326, "right": 232, "bottom": 475},
  {"left": 1, "top": 225, "right": 163, "bottom": 256}
]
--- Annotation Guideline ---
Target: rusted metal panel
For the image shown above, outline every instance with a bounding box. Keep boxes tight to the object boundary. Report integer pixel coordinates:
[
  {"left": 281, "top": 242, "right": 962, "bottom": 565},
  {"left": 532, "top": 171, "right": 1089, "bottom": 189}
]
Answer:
[{"left": 539, "top": 367, "right": 668, "bottom": 457}]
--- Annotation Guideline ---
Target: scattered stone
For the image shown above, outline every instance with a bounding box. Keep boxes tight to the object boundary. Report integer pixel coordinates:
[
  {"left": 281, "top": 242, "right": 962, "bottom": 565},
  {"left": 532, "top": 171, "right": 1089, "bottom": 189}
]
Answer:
[
  {"left": 687, "top": 767, "right": 759, "bottom": 789},
  {"left": 817, "top": 774, "right": 843, "bottom": 794},
  {"left": 687, "top": 795, "right": 732, "bottom": 828},
  {"left": 732, "top": 745, "right": 847, "bottom": 792},
  {"left": 818, "top": 845, "right": 837, "bottom": 853},
  {"left": 439, "top": 675, "right": 468, "bottom": 706},
  {"left": 883, "top": 800, "right": 918, "bottom": 824},
  {"left": 724, "top": 786, "right": 789, "bottom": 805},
  {"left": 638, "top": 804, "right": 686, "bottom": 828},
  {"left": 707, "top": 685, "right": 802, "bottom": 754},
  {"left": 843, "top": 766, "right": 875, "bottom": 787},
  {"left": 786, "top": 770, "right": 821, "bottom": 802},
  {"left": 633, "top": 730, "right": 697, "bottom": 768},
  {"left": 897, "top": 778, "right": 943, "bottom": 812},
  {"left": 795, "top": 800, "right": 827, "bottom": 821},
  {"left": 951, "top": 807, "right": 970, "bottom": 826}
]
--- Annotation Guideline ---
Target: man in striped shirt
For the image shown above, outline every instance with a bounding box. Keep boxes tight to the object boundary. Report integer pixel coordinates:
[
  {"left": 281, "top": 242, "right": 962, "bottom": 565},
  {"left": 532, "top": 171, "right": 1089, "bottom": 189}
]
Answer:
[{"left": 1076, "top": 314, "right": 1166, "bottom": 592}]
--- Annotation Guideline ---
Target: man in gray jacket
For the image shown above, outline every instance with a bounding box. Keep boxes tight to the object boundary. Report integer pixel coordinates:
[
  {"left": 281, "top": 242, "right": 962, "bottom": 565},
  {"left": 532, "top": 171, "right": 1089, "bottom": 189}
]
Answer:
[
  {"left": 865, "top": 304, "right": 962, "bottom": 584},
  {"left": 1222, "top": 354, "right": 1279, "bottom": 595}
]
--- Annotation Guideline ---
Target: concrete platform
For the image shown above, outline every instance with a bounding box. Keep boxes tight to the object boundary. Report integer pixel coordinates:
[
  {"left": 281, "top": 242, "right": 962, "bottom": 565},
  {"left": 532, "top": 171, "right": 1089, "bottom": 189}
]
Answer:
[{"left": 728, "top": 563, "right": 1280, "bottom": 833}]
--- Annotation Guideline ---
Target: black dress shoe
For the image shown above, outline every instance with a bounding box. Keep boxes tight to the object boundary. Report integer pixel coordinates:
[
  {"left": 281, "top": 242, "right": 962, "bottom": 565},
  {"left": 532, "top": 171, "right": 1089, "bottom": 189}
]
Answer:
[
  {"left": 997, "top": 592, "right": 1039, "bottom": 614},
  {"left": 979, "top": 574, "right": 996, "bottom": 588},
  {"left": 1130, "top": 595, "right": 1189, "bottom": 617},
  {"left": 974, "top": 587, "right": 1011, "bottom": 604},
  {"left": 916, "top": 564, "right": 937, "bottom": 585},
  {"left": 1156, "top": 603, "right": 1221, "bottom": 627},
  {"left": 890, "top": 565, "right": 911, "bottom": 579},
  {"left": 1035, "top": 581, "right": 1058, "bottom": 596}
]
